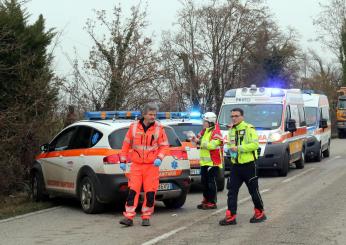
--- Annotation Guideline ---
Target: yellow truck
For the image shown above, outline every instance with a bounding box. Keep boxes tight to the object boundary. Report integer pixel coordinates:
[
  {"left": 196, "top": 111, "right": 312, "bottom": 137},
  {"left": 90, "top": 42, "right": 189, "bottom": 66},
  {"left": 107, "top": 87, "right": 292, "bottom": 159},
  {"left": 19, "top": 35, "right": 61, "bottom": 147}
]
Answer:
[{"left": 337, "top": 87, "right": 346, "bottom": 138}]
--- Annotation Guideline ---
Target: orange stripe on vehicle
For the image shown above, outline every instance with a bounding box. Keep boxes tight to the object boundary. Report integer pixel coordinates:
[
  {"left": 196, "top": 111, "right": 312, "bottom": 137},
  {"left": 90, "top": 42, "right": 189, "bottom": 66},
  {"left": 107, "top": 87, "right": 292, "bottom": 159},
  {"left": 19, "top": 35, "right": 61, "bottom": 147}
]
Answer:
[
  {"left": 36, "top": 148, "right": 121, "bottom": 159},
  {"left": 159, "top": 170, "right": 182, "bottom": 177},
  {"left": 47, "top": 180, "right": 74, "bottom": 189}
]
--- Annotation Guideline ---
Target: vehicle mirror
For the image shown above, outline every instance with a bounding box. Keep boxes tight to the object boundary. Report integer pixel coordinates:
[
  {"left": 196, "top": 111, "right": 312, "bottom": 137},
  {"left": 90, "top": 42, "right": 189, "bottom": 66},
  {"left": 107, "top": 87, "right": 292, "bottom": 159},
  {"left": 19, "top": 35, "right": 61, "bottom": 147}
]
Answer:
[
  {"left": 286, "top": 119, "right": 297, "bottom": 133},
  {"left": 320, "top": 119, "right": 328, "bottom": 129},
  {"left": 40, "top": 143, "right": 49, "bottom": 152}
]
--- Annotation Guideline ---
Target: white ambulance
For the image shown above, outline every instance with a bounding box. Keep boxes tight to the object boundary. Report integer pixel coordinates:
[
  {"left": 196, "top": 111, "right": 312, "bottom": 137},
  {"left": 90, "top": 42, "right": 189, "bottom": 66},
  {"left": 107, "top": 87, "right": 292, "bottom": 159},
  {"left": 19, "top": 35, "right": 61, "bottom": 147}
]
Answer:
[
  {"left": 218, "top": 85, "right": 307, "bottom": 176},
  {"left": 302, "top": 91, "right": 331, "bottom": 162}
]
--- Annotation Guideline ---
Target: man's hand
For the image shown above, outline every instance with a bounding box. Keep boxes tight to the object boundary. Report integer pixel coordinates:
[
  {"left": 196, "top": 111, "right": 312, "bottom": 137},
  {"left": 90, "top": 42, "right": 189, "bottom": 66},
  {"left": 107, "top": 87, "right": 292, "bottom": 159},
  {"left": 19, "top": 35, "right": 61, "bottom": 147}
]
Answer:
[
  {"left": 230, "top": 146, "right": 238, "bottom": 152},
  {"left": 154, "top": 158, "right": 162, "bottom": 167},
  {"left": 120, "top": 162, "right": 127, "bottom": 171}
]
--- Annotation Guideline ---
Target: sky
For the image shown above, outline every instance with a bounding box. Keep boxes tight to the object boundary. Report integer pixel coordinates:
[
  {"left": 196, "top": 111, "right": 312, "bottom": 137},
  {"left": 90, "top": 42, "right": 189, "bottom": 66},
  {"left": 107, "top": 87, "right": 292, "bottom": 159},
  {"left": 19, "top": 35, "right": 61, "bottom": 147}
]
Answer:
[{"left": 25, "top": 0, "right": 331, "bottom": 76}]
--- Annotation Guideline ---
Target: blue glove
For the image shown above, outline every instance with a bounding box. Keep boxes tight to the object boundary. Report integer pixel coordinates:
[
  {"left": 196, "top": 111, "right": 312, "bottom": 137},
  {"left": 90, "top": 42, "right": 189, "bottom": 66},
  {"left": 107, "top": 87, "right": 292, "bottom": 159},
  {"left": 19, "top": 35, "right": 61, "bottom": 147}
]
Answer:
[
  {"left": 154, "top": 158, "right": 162, "bottom": 167},
  {"left": 120, "top": 162, "right": 127, "bottom": 171},
  {"left": 230, "top": 152, "right": 238, "bottom": 159}
]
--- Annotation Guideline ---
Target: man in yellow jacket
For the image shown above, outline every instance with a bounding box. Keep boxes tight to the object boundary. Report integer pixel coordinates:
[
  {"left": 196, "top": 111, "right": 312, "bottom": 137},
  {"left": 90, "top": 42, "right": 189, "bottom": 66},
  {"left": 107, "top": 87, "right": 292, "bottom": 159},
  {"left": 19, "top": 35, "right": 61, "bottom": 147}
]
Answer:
[
  {"left": 219, "top": 108, "right": 266, "bottom": 225},
  {"left": 193, "top": 112, "right": 223, "bottom": 210}
]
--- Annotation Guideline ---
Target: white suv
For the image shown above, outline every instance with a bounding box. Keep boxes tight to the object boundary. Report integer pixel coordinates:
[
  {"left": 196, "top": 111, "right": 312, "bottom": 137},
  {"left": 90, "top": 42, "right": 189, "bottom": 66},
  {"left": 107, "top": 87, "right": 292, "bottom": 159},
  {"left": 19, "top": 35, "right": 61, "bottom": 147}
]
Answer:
[{"left": 31, "top": 111, "right": 191, "bottom": 213}]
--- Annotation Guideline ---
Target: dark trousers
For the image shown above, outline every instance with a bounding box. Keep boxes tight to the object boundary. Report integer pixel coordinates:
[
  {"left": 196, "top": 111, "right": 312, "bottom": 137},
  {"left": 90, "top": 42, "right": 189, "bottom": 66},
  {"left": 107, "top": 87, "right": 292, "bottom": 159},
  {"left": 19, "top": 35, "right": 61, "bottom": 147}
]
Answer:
[
  {"left": 201, "top": 166, "right": 218, "bottom": 204},
  {"left": 227, "top": 163, "right": 264, "bottom": 214}
]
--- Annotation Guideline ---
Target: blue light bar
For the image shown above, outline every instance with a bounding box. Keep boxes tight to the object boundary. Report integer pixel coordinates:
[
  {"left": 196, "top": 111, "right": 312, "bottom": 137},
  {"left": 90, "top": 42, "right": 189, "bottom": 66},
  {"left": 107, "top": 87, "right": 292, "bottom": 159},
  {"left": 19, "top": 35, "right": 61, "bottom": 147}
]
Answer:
[
  {"left": 190, "top": 111, "right": 201, "bottom": 118},
  {"left": 271, "top": 88, "right": 285, "bottom": 97},
  {"left": 157, "top": 112, "right": 190, "bottom": 119},
  {"left": 84, "top": 111, "right": 141, "bottom": 120}
]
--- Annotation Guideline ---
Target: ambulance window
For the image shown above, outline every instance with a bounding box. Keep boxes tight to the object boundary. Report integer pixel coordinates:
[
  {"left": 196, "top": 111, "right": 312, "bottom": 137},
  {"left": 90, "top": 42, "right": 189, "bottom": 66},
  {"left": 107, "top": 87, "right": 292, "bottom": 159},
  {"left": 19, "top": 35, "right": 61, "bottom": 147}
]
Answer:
[
  {"left": 305, "top": 107, "right": 318, "bottom": 126},
  {"left": 321, "top": 107, "right": 330, "bottom": 121},
  {"left": 50, "top": 127, "right": 77, "bottom": 151},
  {"left": 164, "top": 127, "right": 182, "bottom": 147},
  {"left": 109, "top": 128, "right": 128, "bottom": 149},
  {"left": 298, "top": 106, "right": 306, "bottom": 126},
  {"left": 289, "top": 105, "right": 300, "bottom": 126}
]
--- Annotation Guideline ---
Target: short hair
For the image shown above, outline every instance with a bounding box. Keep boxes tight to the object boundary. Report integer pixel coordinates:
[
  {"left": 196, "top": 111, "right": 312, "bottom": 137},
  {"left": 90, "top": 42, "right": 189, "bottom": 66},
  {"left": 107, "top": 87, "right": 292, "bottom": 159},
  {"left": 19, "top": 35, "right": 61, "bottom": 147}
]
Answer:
[
  {"left": 142, "top": 103, "right": 159, "bottom": 115},
  {"left": 231, "top": 108, "right": 244, "bottom": 116}
]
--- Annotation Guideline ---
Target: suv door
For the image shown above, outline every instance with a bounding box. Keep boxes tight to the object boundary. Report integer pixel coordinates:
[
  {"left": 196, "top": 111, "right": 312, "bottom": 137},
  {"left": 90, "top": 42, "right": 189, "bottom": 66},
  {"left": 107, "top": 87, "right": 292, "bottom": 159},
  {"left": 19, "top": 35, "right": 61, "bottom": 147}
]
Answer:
[
  {"left": 42, "top": 126, "right": 77, "bottom": 192},
  {"left": 63, "top": 126, "right": 103, "bottom": 194}
]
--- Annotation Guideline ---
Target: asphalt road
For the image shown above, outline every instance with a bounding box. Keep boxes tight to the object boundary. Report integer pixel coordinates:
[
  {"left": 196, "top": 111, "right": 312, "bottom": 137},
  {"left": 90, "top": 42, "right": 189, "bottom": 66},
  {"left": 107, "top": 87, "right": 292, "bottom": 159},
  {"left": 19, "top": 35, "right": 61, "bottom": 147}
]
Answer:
[{"left": 1, "top": 139, "right": 346, "bottom": 245}]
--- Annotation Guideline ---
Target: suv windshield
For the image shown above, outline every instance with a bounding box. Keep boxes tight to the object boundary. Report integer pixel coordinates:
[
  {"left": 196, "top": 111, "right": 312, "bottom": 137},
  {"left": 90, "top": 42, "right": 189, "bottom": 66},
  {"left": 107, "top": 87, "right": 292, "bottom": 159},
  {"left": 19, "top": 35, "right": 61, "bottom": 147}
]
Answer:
[
  {"left": 108, "top": 126, "right": 181, "bottom": 149},
  {"left": 305, "top": 107, "right": 318, "bottom": 127},
  {"left": 170, "top": 124, "right": 203, "bottom": 142},
  {"left": 219, "top": 104, "right": 283, "bottom": 130}
]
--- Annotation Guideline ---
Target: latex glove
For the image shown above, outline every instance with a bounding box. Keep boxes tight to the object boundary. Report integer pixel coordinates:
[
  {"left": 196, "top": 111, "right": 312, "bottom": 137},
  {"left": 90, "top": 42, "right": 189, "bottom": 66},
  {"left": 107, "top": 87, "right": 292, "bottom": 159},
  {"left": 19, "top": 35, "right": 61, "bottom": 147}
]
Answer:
[
  {"left": 230, "top": 152, "right": 238, "bottom": 159},
  {"left": 120, "top": 162, "right": 127, "bottom": 171},
  {"left": 154, "top": 158, "right": 162, "bottom": 167}
]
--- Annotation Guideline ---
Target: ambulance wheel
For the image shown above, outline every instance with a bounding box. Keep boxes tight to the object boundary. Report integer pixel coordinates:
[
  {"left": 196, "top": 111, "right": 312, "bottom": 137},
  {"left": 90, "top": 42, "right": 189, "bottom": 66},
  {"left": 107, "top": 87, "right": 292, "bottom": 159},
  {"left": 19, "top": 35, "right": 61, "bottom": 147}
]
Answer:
[
  {"left": 323, "top": 141, "right": 330, "bottom": 158},
  {"left": 315, "top": 142, "right": 322, "bottom": 162},
  {"left": 295, "top": 149, "right": 305, "bottom": 169},
  {"left": 163, "top": 192, "right": 187, "bottom": 209},
  {"left": 217, "top": 168, "right": 225, "bottom": 191},
  {"left": 79, "top": 176, "right": 103, "bottom": 214},
  {"left": 278, "top": 151, "right": 289, "bottom": 177},
  {"left": 32, "top": 171, "right": 48, "bottom": 202}
]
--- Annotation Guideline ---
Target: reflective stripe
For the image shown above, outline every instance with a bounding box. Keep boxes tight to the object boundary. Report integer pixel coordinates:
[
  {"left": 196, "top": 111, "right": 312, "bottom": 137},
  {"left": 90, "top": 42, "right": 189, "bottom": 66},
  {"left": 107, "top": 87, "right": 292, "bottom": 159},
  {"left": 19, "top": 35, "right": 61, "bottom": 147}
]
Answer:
[
  {"left": 158, "top": 153, "right": 164, "bottom": 159},
  {"left": 124, "top": 205, "right": 136, "bottom": 218},
  {"left": 124, "top": 138, "right": 131, "bottom": 144},
  {"left": 132, "top": 121, "right": 138, "bottom": 140},
  {"left": 133, "top": 145, "right": 159, "bottom": 151}
]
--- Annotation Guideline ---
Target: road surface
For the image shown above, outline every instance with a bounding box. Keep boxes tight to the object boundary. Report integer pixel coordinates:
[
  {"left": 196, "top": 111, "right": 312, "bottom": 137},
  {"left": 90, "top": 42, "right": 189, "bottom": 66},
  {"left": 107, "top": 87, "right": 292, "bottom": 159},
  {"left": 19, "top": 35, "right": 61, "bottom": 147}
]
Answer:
[{"left": 1, "top": 139, "right": 346, "bottom": 245}]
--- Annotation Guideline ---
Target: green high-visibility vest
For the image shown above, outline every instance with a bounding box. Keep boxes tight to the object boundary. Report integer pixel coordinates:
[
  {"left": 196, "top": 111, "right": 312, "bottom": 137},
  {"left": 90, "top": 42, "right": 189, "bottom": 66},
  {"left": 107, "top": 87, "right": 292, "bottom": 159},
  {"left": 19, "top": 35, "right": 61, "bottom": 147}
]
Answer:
[{"left": 227, "top": 121, "right": 259, "bottom": 164}]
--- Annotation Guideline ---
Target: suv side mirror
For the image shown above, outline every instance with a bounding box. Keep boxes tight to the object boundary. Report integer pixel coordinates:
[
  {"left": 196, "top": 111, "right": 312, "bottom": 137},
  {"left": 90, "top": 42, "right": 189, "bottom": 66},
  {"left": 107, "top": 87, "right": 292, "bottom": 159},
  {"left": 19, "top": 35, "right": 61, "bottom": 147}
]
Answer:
[
  {"left": 320, "top": 118, "right": 328, "bottom": 129},
  {"left": 40, "top": 143, "right": 49, "bottom": 152},
  {"left": 286, "top": 119, "right": 297, "bottom": 133}
]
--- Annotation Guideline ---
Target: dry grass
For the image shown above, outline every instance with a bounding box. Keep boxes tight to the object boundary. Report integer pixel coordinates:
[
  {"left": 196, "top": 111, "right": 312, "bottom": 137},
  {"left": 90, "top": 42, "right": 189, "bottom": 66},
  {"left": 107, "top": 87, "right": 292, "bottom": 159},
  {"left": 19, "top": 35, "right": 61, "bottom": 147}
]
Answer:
[{"left": 0, "top": 193, "right": 54, "bottom": 220}]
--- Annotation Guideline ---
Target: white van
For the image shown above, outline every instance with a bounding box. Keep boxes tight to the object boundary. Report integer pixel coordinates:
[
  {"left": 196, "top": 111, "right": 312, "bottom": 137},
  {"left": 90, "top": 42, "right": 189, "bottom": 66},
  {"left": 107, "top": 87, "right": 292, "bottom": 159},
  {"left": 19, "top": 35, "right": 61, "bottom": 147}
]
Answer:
[
  {"left": 218, "top": 85, "right": 307, "bottom": 176},
  {"left": 303, "top": 91, "right": 331, "bottom": 162}
]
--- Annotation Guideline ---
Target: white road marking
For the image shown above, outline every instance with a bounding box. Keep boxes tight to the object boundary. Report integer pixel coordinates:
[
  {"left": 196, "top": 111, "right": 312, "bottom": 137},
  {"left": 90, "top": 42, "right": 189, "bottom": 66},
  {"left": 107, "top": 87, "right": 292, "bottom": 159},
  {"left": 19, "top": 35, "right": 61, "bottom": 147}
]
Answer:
[
  {"left": 141, "top": 189, "right": 270, "bottom": 245},
  {"left": 282, "top": 168, "right": 315, "bottom": 183},
  {"left": 0, "top": 206, "right": 62, "bottom": 224}
]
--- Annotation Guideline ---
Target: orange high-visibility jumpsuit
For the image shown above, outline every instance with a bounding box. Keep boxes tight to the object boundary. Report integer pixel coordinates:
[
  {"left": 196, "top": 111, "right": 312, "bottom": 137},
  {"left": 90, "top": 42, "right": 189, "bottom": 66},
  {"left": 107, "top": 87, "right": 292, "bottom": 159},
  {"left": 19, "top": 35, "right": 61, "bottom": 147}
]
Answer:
[{"left": 120, "top": 119, "right": 169, "bottom": 220}]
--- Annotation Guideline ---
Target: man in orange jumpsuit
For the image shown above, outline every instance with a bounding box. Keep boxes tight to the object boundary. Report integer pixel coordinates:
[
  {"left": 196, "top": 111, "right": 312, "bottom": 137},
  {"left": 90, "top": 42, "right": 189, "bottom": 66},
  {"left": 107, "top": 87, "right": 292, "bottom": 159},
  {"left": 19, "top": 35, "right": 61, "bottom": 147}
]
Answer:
[{"left": 119, "top": 103, "right": 169, "bottom": 227}]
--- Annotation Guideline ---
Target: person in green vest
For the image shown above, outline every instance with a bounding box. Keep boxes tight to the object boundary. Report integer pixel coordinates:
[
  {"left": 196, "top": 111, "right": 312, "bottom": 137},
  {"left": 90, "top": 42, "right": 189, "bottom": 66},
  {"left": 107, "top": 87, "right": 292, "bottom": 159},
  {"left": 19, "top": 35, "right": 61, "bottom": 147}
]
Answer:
[
  {"left": 219, "top": 108, "right": 266, "bottom": 225},
  {"left": 192, "top": 112, "right": 223, "bottom": 210}
]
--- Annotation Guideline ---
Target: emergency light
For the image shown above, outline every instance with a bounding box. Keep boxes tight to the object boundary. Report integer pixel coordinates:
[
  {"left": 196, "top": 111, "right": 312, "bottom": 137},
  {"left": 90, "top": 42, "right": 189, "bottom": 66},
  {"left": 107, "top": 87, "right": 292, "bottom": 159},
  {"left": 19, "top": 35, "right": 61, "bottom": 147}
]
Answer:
[
  {"left": 271, "top": 88, "right": 285, "bottom": 97},
  {"left": 157, "top": 111, "right": 201, "bottom": 119},
  {"left": 85, "top": 111, "right": 201, "bottom": 120},
  {"left": 84, "top": 111, "right": 141, "bottom": 120}
]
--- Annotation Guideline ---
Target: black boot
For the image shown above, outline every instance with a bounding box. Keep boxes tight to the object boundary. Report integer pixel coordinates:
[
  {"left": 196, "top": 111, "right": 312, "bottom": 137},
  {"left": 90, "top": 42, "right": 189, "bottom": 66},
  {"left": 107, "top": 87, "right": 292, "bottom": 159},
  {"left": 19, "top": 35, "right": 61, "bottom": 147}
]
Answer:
[
  {"left": 142, "top": 219, "right": 151, "bottom": 226},
  {"left": 119, "top": 218, "right": 133, "bottom": 227}
]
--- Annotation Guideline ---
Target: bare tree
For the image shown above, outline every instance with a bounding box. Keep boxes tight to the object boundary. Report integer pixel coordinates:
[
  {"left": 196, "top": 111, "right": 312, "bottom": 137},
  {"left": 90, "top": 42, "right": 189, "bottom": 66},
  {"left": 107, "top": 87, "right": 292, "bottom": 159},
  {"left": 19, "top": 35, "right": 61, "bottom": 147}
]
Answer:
[{"left": 64, "top": 4, "right": 160, "bottom": 111}]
